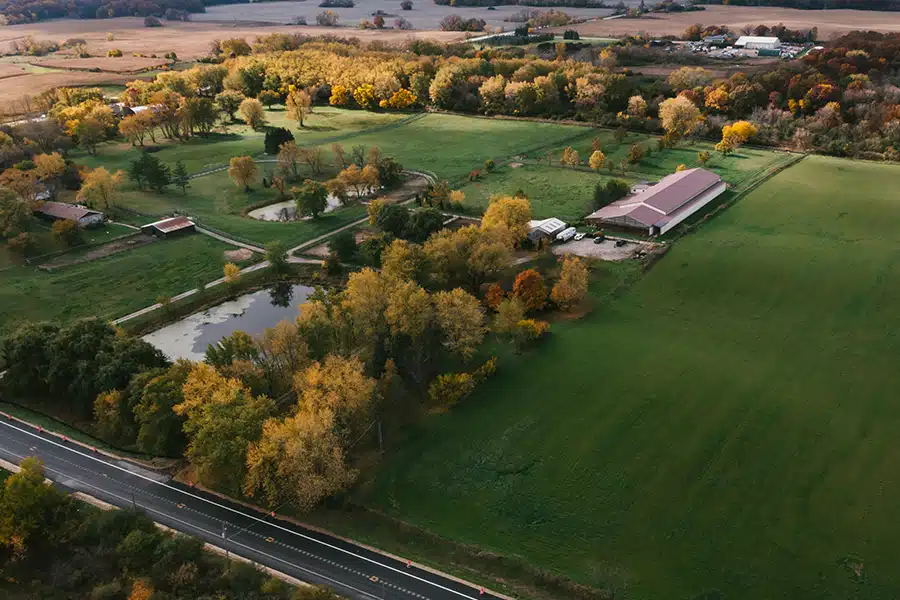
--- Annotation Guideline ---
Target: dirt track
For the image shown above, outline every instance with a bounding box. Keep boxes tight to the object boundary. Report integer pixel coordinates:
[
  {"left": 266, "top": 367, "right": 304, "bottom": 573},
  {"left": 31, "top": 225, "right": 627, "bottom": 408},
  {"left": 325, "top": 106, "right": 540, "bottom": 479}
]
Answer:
[{"left": 560, "top": 5, "right": 900, "bottom": 40}]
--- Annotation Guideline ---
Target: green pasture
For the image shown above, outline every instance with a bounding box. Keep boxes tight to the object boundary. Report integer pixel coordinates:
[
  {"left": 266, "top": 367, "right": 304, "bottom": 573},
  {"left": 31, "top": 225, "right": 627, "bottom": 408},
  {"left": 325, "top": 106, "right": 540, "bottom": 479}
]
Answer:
[
  {"left": 0, "top": 234, "right": 257, "bottom": 333},
  {"left": 352, "top": 156, "right": 900, "bottom": 600}
]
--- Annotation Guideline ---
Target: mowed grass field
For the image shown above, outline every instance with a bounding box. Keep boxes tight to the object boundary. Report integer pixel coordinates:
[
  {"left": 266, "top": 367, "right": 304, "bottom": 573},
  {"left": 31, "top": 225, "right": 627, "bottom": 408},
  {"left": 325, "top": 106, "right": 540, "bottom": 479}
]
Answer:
[
  {"left": 352, "top": 156, "right": 900, "bottom": 600},
  {"left": 458, "top": 131, "right": 792, "bottom": 220},
  {"left": 0, "top": 234, "right": 255, "bottom": 333}
]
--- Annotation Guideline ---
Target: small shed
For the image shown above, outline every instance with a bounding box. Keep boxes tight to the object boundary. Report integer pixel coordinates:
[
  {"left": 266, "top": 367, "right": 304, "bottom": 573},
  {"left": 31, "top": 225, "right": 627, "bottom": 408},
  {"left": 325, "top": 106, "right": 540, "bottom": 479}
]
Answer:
[
  {"left": 141, "top": 216, "right": 196, "bottom": 238},
  {"left": 35, "top": 201, "right": 104, "bottom": 227},
  {"left": 527, "top": 217, "right": 567, "bottom": 244}
]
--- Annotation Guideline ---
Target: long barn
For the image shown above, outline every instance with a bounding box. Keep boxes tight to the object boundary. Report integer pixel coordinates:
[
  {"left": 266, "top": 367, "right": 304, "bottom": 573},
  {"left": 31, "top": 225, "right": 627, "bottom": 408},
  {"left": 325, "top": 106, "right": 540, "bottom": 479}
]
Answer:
[{"left": 585, "top": 168, "right": 726, "bottom": 235}]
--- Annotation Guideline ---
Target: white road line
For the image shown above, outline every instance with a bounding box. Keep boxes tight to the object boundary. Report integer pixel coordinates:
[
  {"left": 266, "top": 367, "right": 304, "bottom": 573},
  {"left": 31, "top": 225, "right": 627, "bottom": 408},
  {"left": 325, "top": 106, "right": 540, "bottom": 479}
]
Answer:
[
  {"left": 0, "top": 445, "right": 381, "bottom": 600},
  {"left": 0, "top": 421, "right": 485, "bottom": 600}
]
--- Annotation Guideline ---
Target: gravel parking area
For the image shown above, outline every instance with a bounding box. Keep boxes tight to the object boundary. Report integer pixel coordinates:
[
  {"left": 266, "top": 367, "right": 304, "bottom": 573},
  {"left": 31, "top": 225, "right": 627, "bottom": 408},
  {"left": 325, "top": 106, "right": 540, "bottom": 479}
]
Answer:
[{"left": 552, "top": 237, "right": 640, "bottom": 261}]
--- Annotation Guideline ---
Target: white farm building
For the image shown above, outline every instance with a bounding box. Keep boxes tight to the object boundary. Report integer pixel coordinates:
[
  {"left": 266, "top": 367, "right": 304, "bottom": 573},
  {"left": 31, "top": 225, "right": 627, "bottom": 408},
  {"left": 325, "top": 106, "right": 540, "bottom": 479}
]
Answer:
[{"left": 734, "top": 36, "right": 780, "bottom": 50}]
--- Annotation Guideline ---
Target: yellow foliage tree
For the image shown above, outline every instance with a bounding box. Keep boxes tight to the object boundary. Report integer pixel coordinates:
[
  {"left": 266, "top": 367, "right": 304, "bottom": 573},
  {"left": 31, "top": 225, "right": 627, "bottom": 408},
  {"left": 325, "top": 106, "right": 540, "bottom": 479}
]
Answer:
[
  {"left": 285, "top": 87, "right": 312, "bottom": 128},
  {"left": 560, "top": 146, "right": 580, "bottom": 167},
  {"left": 352, "top": 83, "right": 377, "bottom": 110},
  {"left": 33, "top": 152, "right": 65, "bottom": 182},
  {"left": 433, "top": 288, "right": 485, "bottom": 360},
  {"left": 589, "top": 150, "right": 606, "bottom": 171},
  {"left": 551, "top": 255, "right": 588, "bottom": 311},
  {"left": 238, "top": 97, "right": 267, "bottom": 130},
  {"left": 223, "top": 262, "right": 240, "bottom": 284},
  {"left": 329, "top": 84, "right": 350, "bottom": 106},
  {"left": 228, "top": 155, "right": 257, "bottom": 191},
  {"left": 481, "top": 194, "right": 532, "bottom": 246},
  {"left": 658, "top": 95, "right": 702, "bottom": 144},
  {"left": 76, "top": 167, "right": 123, "bottom": 210}
]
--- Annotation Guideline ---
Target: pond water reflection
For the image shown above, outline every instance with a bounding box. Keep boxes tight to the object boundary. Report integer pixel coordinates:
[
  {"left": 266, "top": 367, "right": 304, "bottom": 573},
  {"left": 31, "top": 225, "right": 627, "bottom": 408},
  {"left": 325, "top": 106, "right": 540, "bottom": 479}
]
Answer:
[{"left": 143, "top": 282, "right": 313, "bottom": 361}]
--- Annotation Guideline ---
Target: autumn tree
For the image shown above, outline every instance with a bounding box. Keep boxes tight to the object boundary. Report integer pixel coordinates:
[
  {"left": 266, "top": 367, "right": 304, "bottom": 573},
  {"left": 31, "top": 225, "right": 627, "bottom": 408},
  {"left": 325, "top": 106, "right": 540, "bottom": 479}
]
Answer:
[
  {"left": 551, "top": 255, "right": 588, "bottom": 310},
  {"left": 658, "top": 95, "right": 702, "bottom": 144},
  {"left": 493, "top": 296, "right": 526, "bottom": 338},
  {"left": 481, "top": 194, "right": 532, "bottom": 246},
  {"left": 286, "top": 87, "right": 313, "bottom": 128},
  {"left": 52, "top": 218, "right": 81, "bottom": 246},
  {"left": 560, "top": 146, "right": 580, "bottom": 167},
  {"left": 381, "top": 238, "right": 425, "bottom": 282},
  {"left": 627, "top": 143, "right": 645, "bottom": 164},
  {"left": 223, "top": 262, "right": 240, "bottom": 284},
  {"left": 299, "top": 146, "right": 326, "bottom": 175},
  {"left": 177, "top": 364, "right": 275, "bottom": 494},
  {"left": 485, "top": 283, "right": 505, "bottom": 310},
  {"left": 512, "top": 268, "right": 547, "bottom": 312},
  {"left": 228, "top": 156, "right": 257, "bottom": 191},
  {"left": 424, "top": 226, "right": 512, "bottom": 292},
  {"left": 277, "top": 141, "right": 301, "bottom": 178},
  {"left": 294, "top": 355, "right": 377, "bottom": 441},
  {"left": 244, "top": 408, "right": 355, "bottom": 510},
  {"left": 77, "top": 167, "right": 124, "bottom": 210},
  {"left": 433, "top": 288, "right": 485, "bottom": 360},
  {"left": 716, "top": 120, "right": 758, "bottom": 155},
  {"left": 385, "top": 280, "right": 435, "bottom": 383},
  {"left": 337, "top": 163, "right": 379, "bottom": 198},
  {"left": 33, "top": 152, "right": 66, "bottom": 184},
  {"left": 0, "top": 457, "right": 66, "bottom": 557},
  {"left": 238, "top": 97, "right": 267, "bottom": 131},
  {"left": 627, "top": 95, "right": 648, "bottom": 119},
  {"left": 119, "top": 114, "right": 149, "bottom": 146},
  {"left": 698, "top": 150, "right": 711, "bottom": 165},
  {"left": 589, "top": 150, "right": 606, "bottom": 171}
]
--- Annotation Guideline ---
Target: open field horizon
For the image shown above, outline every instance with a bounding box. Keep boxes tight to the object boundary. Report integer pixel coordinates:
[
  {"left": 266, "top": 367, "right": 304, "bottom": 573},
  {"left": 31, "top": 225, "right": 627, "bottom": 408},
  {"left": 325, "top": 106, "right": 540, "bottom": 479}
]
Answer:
[{"left": 557, "top": 4, "right": 900, "bottom": 40}]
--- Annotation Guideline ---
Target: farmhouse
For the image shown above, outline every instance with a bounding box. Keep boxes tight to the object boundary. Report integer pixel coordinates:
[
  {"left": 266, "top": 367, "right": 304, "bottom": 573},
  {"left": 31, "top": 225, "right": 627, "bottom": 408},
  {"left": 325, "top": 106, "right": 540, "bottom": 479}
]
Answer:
[
  {"left": 35, "top": 201, "right": 104, "bottom": 227},
  {"left": 527, "top": 217, "right": 567, "bottom": 244},
  {"left": 734, "top": 36, "right": 780, "bottom": 50},
  {"left": 141, "top": 216, "right": 196, "bottom": 238},
  {"left": 585, "top": 168, "right": 726, "bottom": 235}
]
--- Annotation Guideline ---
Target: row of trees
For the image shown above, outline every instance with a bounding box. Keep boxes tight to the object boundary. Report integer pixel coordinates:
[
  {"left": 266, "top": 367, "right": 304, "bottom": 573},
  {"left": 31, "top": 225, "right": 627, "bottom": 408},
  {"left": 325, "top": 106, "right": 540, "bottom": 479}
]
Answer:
[{"left": 0, "top": 458, "right": 338, "bottom": 600}]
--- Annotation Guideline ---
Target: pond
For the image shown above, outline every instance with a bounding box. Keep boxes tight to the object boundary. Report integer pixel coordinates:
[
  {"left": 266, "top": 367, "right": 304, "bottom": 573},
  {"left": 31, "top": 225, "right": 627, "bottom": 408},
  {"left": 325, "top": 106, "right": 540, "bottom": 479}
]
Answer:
[
  {"left": 247, "top": 194, "right": 343, "bottom": 221},
  {"left": 143, "top": 282, "right": 314, "bottom": 361}
]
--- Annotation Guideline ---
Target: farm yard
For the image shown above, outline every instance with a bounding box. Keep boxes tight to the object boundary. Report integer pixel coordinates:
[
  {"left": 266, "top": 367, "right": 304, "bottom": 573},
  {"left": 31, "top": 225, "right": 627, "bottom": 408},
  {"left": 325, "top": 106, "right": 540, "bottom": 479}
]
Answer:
[{"left": 336, "top": 156, "right": 900, "bottom": 600}]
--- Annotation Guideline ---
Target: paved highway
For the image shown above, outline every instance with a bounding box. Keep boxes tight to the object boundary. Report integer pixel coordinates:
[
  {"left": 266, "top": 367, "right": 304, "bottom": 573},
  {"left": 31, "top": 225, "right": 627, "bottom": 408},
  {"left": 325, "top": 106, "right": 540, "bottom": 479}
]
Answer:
[{"left": 0, "top": 418, "right": 498, "bottom": 600}]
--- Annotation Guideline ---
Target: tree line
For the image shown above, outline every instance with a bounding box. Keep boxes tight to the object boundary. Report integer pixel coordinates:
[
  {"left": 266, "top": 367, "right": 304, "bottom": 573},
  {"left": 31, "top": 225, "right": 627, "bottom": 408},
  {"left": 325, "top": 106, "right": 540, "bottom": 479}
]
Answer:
[{"left": 0, "top": 458, "right": 340, "bottom": 600}]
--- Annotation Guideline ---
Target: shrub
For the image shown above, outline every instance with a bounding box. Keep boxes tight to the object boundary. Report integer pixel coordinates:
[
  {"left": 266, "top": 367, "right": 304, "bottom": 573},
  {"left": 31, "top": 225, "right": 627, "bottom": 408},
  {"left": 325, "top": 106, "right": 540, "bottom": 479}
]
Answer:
[
  {"left": 328, "top": 230, "right": 357, "bottom": 261},
  {"left": 400, "top": 0, "right": 413, "bottom": 8},
  {"left": 144, "top": 16, "right": 162, "bottom": 27},
  {"left": 428, "top": 372, "right": 475, "bottom": 408},
  {"left": 51, "top": 219, "right": 82, "bottom": 247},
  {"left": 484, "top": 159, "right": 495, "bottom": 172},
  {"left": 292, "top": 16, "right": 308, "bottom": 25},
  {"left": 264, "top": 129, "right": 294, "bottom": 156},
  {"left": 563, "top": 29, "right": 580, "bottom": 40},
  {"left": 107, "top": 48, "right": 123, "bottom": 57},
  {"left": 439, "top": 15, "right": 486, "bottom": 32},
  {"left": 319, "top": 0, "right": 353, "bottom": 6},
  {"left": 373, "top": 15, "right": 385, "bottom": 28},
  {"left": 394, "top": 17, "right": 412, "bottom": 29},
  {"left": 316, "top": 10, "right": 339, "bottom": 26}
]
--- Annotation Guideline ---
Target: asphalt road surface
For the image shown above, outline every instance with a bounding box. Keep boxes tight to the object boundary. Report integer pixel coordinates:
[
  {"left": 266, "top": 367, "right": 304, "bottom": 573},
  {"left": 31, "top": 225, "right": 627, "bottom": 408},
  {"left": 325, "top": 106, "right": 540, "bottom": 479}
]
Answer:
[{"left": 0, "top": 418, "right": 498, "bottom": 600}]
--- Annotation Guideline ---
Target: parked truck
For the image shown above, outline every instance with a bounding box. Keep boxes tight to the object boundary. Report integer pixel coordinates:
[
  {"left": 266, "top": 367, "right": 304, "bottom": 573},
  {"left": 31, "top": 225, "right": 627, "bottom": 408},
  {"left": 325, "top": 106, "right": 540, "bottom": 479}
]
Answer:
[{"left": 556, "top": 226, "right": 577, "bottom": 242}]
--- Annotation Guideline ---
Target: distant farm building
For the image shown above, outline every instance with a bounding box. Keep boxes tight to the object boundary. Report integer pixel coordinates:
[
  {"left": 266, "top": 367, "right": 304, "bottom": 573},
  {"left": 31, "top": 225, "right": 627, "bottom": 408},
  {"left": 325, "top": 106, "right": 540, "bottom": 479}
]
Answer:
[
  {"left": 527, "top": 217, "right": 567, "bottom": 244},
  {"left": 141, "top": 216, "right": 196, "bottom": 238},
  {"left": 35, "top": 201, "right": 104, "bottom": 227},
  {"left": 734, "top": 36, "right": 780, "bottom": 50},
  {"left": 703, "top": 34, "right": 728, "bottom": 46},
  {"left": 585, "top": 168, "right": 726, "bottom": 235}
]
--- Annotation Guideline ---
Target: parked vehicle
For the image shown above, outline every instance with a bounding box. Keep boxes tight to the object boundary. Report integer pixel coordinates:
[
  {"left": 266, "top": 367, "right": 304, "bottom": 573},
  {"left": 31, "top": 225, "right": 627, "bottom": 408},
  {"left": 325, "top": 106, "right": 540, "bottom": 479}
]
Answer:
[
  {"left": 574, "top": 232, "right": 585, "bottom": 241},
  {"left": 615, "top": 239, "right": 627, "bottom": 247},
  {"left": 593, "top": 236, "right": 604, "bottom": 244},
  {"left": 556, "top": 226, "right": 577, "bottom": 242}
]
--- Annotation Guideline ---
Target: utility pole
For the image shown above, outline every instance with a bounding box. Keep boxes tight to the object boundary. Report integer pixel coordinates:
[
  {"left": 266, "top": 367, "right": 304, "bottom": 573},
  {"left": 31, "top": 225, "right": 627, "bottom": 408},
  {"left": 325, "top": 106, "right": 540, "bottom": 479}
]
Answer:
[
  {"left": 222, "top": 523, "right": 229, "bottom": 563},
  {"left": 131, "top": 492, "right": 136, "bottom": 511},
  {"left": 377, "top": 420, "right": 383, "bottom": 452}
]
